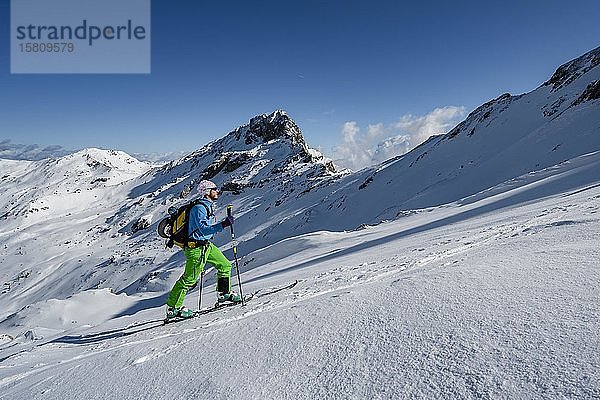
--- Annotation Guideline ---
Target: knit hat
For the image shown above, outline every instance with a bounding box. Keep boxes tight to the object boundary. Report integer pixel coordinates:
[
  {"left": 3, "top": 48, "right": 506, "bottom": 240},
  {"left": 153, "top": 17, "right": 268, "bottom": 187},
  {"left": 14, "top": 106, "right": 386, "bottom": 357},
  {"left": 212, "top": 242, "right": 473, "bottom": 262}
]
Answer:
[{"left": 198, "top": 180, "right": 217, "bottom": 195}]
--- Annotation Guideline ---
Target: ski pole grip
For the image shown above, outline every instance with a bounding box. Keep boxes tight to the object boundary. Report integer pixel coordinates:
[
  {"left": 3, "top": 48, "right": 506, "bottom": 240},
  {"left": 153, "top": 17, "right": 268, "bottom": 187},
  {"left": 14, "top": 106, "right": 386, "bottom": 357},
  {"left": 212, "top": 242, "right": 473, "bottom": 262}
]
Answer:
[{"left": 227, "top": 205, "right": 233, "bottom": 217}]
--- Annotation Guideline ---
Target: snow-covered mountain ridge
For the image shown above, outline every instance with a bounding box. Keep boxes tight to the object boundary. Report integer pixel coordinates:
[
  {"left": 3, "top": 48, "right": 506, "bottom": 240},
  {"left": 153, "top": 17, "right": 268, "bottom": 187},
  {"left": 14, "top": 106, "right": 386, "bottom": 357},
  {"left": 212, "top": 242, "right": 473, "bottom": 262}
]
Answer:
[{"left": 274, "top": 45, "right": 600, "bottom": 234}]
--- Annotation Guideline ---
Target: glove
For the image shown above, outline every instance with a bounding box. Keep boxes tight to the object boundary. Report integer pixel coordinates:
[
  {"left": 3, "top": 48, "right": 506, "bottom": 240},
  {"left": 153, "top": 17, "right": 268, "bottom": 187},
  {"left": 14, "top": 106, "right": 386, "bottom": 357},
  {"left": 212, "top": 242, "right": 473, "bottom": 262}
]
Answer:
[{"left": 221, "top": 215, "right": 234, "bottom": 228}]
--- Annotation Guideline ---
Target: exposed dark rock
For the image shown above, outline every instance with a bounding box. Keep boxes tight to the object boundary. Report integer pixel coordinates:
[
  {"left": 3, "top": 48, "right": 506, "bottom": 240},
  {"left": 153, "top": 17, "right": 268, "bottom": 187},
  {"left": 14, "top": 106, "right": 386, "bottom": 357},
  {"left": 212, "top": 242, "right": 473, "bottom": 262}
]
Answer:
[
  {"left": 359, "top": 176, "right": 374, "bottom": 190},
  {"left": 220, "top": 181, "right": 247, "bottom": 195},
  {"left": 131, "top": 217, "right": 150, "bottom": 233},
  {"left": 544, "top": 46, "right": 600, "bottom": 92},
  {"left": 202, "top": 155, "right": 229, "bottom": 180},
  {"left": 573, "top": 80, "right": 600, "bottom": 105},
  {"left": 223, "top": 153, "right": 252, "bottom": 173}
]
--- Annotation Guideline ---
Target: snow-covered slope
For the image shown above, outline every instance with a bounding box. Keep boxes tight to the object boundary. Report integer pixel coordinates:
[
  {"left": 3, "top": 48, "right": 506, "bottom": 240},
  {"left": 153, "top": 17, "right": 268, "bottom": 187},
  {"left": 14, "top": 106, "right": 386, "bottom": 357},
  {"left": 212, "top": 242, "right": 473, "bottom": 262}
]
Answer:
[
  {"left": 1, "top": 150, "right": 598, "bottom": 399},
  {"left": 0, "top": 149, "right": 151, "bottom": 309}
]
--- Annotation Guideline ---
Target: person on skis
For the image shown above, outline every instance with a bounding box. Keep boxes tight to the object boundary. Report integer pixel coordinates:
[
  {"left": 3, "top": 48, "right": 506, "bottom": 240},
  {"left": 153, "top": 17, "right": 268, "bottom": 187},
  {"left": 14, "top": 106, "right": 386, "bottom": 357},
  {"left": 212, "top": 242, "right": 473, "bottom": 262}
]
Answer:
[{"left": 166, "top": 180, "right": 241, "bottom": 319}]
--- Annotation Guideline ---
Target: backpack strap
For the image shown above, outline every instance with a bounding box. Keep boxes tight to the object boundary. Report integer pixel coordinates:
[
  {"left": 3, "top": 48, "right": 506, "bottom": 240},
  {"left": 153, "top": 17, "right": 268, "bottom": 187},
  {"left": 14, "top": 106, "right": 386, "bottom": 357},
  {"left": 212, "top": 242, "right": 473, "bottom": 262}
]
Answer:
[
  {"left": 187, "top": 199, "right": 213, "bottom": 242},
  {"left": 193, "top": 199, "right": 212, "bottom": 218}
]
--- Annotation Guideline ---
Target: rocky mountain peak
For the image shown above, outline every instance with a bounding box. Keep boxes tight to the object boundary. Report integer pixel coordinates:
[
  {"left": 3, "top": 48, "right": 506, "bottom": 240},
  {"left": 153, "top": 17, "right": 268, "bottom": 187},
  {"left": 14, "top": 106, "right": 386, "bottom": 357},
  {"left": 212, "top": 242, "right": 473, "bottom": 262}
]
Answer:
[
  {"left": 198, "top": 110, "right": 337, "bottom": 187},
  {"left": 544, "top": 45, "right": 600, "bottom": 92},
  {"left": 143, "top": 110, "right": 338, "bottom": 203},
  {"left": 234, "top": 110, "right": 309, "bottom": 153}
]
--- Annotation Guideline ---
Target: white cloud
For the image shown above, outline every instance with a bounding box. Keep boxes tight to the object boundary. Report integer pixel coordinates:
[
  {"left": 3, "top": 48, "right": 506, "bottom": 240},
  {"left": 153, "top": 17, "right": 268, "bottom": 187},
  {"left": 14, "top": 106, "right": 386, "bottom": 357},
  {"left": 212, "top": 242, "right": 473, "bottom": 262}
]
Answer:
[
  {"left": 371, "top": 134, "right": 411, "bottom": 165},
  {"left": 334, "top": 121, "right": 371, "bottom": 171},
  {"left": 394, "top": 106, "right": 466, "bottom": 145},
  {"left": 367, "top": 123, "right": 386, "bottom": 139},
  {"left": 342, "top": 121, "right": 360, "bottom": 143},
  {"left": 333, "top": 106, "right": 465, "bottom": 171}
]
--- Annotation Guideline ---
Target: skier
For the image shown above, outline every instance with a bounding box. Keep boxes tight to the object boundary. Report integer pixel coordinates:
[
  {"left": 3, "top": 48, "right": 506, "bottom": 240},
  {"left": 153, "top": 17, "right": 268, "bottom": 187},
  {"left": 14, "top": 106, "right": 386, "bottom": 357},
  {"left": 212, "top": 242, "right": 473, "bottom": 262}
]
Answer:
[{"left": 166, "top": 180, "right": 241, "bottom": 319}]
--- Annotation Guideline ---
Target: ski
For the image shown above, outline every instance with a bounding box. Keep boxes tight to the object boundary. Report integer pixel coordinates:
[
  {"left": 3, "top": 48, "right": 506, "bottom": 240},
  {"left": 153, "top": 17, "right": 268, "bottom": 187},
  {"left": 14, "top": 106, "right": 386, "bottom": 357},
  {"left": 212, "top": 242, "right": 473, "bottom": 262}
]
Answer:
[
  {"left": 163, "top": 293, "right": 254, "bottom": 325},
  {"left": 162, "top": 280, "right": 298, "bottom": 325}
]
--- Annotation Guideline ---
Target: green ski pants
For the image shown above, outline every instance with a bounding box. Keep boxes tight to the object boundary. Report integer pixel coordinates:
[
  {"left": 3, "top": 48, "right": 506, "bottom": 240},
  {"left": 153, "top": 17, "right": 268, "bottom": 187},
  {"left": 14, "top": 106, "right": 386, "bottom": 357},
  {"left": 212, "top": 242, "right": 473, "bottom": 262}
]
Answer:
[{"left": 166, "top": 242, "right": 232, "bottom": 309}]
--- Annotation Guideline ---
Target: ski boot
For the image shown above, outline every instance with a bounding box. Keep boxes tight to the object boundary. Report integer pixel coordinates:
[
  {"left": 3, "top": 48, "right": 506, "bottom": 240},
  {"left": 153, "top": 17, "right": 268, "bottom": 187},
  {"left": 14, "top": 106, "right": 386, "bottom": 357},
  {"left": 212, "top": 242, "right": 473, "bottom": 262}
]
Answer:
[
  {"left": 166, "top": 305, "right": 194, "bottom": 319},
  {"left": 216, "top": 276, "right": 242, "bottom": 304},
  {"left": 217, "top": 291, "right": 242, "bottom": 304}
]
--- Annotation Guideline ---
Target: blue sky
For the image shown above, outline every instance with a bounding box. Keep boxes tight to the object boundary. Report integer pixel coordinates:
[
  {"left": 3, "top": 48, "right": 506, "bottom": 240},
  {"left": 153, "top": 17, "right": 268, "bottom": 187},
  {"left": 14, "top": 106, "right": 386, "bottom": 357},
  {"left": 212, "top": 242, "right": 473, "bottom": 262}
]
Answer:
[{"left": 1, "top": 0, "right": 599, "bottom": 163}]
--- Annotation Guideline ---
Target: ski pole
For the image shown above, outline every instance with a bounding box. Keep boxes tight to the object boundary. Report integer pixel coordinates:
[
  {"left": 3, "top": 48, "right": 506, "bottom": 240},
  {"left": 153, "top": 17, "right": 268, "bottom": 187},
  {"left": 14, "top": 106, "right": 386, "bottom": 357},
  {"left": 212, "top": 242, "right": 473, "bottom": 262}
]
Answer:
[{"left": 227, "top": 205, "right": 245, "bottom": 306}]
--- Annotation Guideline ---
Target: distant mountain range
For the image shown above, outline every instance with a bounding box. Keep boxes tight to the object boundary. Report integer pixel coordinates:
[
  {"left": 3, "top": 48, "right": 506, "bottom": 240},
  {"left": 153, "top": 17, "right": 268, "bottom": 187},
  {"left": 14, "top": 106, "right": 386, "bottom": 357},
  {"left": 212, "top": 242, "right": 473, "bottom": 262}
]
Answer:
[
  {"left": 0, "top": 139, "right": 72, "bottom": 161},
  {"left": 0, "top": 138, "right": 190, "bottom": 165}
]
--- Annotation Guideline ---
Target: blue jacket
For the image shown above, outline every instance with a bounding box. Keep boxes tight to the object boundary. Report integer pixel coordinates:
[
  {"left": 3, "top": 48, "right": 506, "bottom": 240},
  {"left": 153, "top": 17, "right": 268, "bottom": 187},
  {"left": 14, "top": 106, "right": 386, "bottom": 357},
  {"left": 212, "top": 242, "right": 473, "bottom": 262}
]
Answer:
[{"left": 188, "top": 199, "right": 224, "bottom": 241}]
